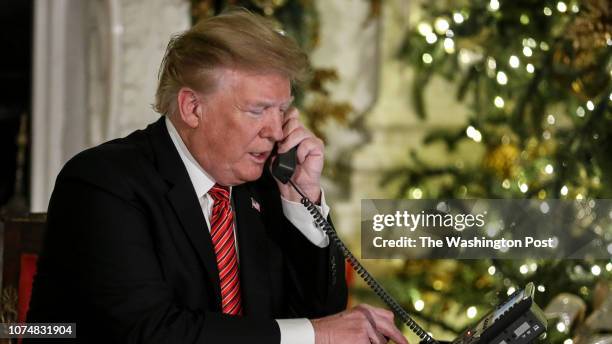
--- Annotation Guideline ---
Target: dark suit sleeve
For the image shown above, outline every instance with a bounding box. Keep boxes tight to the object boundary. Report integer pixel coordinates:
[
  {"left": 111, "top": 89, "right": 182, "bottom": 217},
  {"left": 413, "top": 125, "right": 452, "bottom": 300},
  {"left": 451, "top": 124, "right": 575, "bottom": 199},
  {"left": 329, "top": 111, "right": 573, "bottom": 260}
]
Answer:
[
  {"left": 281, "top": 214, "right": 348, "bottom": 318},
  {"left": 27, "top": 155, "right": 280, "bottom": 344},
  {"left": 257, "top": 171, "right": 348, "bottom": 319}
]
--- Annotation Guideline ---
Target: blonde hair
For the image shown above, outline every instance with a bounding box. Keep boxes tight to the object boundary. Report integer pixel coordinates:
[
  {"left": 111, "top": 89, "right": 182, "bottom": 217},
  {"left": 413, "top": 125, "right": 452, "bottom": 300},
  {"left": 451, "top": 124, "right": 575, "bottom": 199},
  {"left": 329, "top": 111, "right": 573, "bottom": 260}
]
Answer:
[{"left": 154, "top": 9, "right": 309, "bottom": 116}]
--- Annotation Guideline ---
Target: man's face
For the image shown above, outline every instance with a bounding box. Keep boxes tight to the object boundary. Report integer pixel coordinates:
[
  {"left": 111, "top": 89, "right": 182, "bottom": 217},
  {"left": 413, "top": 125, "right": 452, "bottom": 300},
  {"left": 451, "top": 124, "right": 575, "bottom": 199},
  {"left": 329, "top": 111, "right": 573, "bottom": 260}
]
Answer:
[{"left": 186, "top": 69, "right": 293, "bottom": 186}]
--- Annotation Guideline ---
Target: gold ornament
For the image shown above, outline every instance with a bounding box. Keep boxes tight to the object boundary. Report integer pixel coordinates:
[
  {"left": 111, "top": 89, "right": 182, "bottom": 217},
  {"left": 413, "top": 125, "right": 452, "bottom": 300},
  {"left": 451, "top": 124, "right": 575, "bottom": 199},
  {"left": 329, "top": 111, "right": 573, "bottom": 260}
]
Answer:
[
  {"left": 555, "top": 0, "right": 612, "bottom": 100},
  {"left": 566, "top": 0, "right": 611, "bottom": 51},
  {"left": 483, "top": 143, "right": 520, "bottom": 178}
]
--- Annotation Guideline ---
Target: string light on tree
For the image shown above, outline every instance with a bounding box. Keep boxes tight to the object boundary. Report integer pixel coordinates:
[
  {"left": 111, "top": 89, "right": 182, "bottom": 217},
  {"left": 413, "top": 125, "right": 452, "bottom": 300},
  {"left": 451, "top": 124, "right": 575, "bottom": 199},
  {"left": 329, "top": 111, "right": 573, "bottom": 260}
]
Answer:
[
  {"left": 434, "top": 18, "right": 449, "bottom": 34},
  {"left": 422, "top": 53, "right": 433, "bottom": 64},
  {"left": 524, "top": 38, "right": 537, "bottom": 48},
  {"left": 444, "top": 38, "right": 455, "bottom": 53},
  {"left": 523, "top": 46, "right": 533, "bottom": 57},
  {"left": 425, "top": 32, "right": 438, "bottom": 44},
  {"left": 520, "top": 14, "right": 530, "bottom": 25},
  {"left": 414, "top": 299, "right": 425, "bottom": 311},
  {"left": 489, "top": 0, "right": 500, "bottom": 11},
  {"left": 545, "top": 164, "right": 554, "bottom": 174},
  {"left": 526, "top": 63, "right": 535, "bottom": 73},
  {"left": 540, "top": 202, "right": 550, "bottom": 213},
  {"left": 466, "top": 126, "right": 482, "bottom": 142},
  {"left": 494, "top": 96, "right": 505, "bottom": 108},
  {"left": 561, "top": 185, "right": 569, "bottom": 196},
  {"left": 557, "top": 1, "right": 567, "bottom": 13},
  {"left": 586, "top": 100, "right": 594, "bottom": 111},
  {"left": 509, "top": 55, "right": 520, "bottom": 68},
  {"left": 411, "top": 188, "right": 423, "bottom": 199},
  {"left": 543, "top": 6, "right": 553, "bottom": 15},
  {"left": 557, "top": 322, "right": 567, "bottom": 333},
  {"left": 496, "top": 71, "right": 508, "bottom": 85},
  {"left": 453, "top": 12, "right": 464, "bottom": 24},
  {"left": 487, "top": 57, "right": 497, "bottom": 70},
  {"left": 417, "top": 22, "right": 433, "bottom": 36},
  {"left": 467, "top": 306, "right": 478, "bottom": 319}
]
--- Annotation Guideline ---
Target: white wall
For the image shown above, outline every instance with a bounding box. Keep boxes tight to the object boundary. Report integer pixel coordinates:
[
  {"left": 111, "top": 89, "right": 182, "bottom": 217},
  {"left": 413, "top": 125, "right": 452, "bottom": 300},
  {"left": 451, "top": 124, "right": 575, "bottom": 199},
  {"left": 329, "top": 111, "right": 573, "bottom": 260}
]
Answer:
[{"left": 30, "top": 0, "right": 190, "bottom": 212}]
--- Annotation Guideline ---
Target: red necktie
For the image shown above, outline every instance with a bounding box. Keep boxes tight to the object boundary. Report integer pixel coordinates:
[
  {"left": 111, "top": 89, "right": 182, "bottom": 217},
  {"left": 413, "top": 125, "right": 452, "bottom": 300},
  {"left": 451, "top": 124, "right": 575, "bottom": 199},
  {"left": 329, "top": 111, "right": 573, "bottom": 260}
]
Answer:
[{"left": 208, "top": 184, "right": 242, "bottom": 315}]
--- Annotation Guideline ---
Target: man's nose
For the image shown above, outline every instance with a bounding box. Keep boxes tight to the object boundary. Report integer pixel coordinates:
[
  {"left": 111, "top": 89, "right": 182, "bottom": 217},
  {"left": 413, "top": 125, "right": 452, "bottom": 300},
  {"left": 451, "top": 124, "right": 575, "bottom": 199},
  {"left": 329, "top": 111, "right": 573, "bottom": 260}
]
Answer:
[{"left": 261, "top": 112, "right": 284, "bottom": 142}]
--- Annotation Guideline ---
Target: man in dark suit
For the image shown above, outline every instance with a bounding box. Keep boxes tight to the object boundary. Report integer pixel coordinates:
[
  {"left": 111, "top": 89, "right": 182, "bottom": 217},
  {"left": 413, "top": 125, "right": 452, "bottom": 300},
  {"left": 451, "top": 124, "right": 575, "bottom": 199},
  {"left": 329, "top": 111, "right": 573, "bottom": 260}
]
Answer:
[{"left": 27, "top": 9, "right": 407, "bottom": 344}]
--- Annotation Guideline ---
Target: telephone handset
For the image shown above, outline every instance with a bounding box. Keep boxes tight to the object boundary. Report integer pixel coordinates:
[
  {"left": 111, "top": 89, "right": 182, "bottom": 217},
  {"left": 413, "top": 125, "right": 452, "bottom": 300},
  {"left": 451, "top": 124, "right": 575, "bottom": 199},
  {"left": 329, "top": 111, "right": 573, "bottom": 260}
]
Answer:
[
  {"left": 271, "top": 146, "right": 438, "bottom": 344},
  {"left": 271, "top": 146, "right": 298, "bottom": 184}
]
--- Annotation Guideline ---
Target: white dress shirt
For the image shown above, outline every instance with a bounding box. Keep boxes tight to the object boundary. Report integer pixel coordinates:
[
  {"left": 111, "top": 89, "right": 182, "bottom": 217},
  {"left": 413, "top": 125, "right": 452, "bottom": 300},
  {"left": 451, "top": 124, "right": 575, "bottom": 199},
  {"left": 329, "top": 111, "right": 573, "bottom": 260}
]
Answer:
[{"left": 165, "top": 117, "right": 329, "bottom": 344}]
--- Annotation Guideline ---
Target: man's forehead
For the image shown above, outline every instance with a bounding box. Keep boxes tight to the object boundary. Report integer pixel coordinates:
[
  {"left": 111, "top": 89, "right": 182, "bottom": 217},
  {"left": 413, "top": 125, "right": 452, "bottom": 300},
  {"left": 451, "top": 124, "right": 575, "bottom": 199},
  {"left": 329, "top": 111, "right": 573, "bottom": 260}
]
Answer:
[{"left": 220, "top": 68, "right": 293, "bottom": 105}]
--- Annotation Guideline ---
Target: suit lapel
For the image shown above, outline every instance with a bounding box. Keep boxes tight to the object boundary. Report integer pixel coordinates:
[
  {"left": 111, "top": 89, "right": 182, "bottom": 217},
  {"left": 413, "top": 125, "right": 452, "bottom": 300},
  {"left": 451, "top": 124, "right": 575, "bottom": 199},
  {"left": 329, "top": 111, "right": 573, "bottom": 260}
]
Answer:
[
  {"left": 147, "top": 117, "right": 222, "bottom": 306},
  {"left": 166, "top": 183, "right": 221, "bottom": 303},
  {"left": 233, "top": 184, "right": 272, "bottom": 316}
]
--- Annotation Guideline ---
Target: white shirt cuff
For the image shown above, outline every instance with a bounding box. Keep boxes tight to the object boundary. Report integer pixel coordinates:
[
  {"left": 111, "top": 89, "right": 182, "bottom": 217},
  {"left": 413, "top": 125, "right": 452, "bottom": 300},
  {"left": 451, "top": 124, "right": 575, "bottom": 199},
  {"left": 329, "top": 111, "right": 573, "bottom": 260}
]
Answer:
[
  {"left": 276, "top": 318, "right": 315, "bottom": 344},
  {"left": 281, "top": 190, "right": 330, "bottom": 247}
]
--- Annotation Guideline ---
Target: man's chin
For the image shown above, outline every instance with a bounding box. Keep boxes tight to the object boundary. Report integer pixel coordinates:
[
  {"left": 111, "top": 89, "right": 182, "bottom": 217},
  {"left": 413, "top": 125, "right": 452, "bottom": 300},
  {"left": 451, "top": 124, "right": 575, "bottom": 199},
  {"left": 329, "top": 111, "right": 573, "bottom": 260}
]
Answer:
[{"left": 235, "top": 166, "right": 265, "bottom": 184}]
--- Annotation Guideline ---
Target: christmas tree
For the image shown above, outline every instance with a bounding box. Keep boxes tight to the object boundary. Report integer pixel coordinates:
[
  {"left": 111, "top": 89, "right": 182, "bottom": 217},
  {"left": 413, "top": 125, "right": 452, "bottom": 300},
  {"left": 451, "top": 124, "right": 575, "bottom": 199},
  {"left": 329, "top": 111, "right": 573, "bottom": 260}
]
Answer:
[{"left": 359, "top": 0, "right": 612, "bottom": 343}]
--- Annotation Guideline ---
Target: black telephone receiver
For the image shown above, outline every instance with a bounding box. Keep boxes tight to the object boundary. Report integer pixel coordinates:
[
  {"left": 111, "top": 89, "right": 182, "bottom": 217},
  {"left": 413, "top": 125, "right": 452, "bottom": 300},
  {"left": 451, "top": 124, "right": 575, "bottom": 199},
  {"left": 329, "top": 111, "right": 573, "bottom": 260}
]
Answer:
[
  {"left": 270, "top": 146, "right": 438, "bottom": 344},
  {"left": 271, "top": 146, "right": 298, "bottom": 184}
]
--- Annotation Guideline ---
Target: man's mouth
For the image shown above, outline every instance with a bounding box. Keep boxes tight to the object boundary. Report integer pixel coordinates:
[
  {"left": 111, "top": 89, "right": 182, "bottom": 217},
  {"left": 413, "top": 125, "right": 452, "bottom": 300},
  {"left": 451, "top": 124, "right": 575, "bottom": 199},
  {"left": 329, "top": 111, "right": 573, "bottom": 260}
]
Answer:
[{"left": 249, "top": 151, "right": 270, "bottom": 163}]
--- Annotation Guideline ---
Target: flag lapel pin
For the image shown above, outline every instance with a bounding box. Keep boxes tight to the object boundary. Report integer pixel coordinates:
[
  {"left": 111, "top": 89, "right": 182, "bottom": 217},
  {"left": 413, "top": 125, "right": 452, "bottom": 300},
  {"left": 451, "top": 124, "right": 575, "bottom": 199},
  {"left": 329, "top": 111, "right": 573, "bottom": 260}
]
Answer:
[{"left": 251, "top": 197, "right": 261, "bottom": 212}]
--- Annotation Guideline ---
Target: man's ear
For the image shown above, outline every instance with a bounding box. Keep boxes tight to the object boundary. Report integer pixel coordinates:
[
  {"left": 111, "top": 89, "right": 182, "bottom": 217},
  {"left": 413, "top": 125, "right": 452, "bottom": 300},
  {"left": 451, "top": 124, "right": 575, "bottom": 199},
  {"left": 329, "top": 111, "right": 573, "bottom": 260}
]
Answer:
[{"left": 176, "top": 87, "right": 203, "bottom": 128}]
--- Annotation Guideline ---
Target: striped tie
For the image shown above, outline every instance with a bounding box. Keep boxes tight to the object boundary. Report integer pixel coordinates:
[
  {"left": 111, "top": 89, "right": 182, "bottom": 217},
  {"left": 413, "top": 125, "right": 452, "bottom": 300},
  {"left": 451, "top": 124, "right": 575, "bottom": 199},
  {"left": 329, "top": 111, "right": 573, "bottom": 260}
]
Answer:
[{"left": 208, "top": 184, "right": 242, "bottom": 315}]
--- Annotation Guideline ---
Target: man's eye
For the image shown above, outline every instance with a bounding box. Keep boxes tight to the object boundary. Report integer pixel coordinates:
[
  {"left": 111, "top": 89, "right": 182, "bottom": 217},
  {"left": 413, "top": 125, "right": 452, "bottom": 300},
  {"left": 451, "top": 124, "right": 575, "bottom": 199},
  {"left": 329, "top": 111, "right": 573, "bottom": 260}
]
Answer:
[{"left": 248, "top": 109, "right": 264, "bottom": 115}]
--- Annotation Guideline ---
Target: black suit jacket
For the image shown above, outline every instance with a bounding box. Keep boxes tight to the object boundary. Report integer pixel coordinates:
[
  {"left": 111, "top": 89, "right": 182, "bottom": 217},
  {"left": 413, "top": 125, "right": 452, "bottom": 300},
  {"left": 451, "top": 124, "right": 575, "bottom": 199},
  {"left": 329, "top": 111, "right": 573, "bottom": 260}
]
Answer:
[{"left": 27, "top": 117, "right": 347, "bottom": 343}]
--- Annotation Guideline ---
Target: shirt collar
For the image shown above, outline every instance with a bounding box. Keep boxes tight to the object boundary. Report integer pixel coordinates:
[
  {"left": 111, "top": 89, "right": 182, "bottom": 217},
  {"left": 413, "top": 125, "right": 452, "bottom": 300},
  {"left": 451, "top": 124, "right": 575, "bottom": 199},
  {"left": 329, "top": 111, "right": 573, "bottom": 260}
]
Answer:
[{"left": 165, "top": 116, "right": 217, "bottom": 199}]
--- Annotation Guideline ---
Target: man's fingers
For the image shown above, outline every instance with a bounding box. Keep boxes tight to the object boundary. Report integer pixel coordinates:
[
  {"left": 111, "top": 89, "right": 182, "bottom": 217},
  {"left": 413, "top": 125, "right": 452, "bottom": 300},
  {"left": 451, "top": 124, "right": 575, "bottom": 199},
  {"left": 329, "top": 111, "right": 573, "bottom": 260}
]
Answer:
[
  {"left": 277, "top": 127, "right": 311, "bottom": 153},
  {"left": 311, "top": 305, "right": 409, "bottom": 344},
  {"left": 354, "top": 307, "right": 388, "bottom": 344},
  {"left": 284, "top": 107, "right": 299, "bottom": 120},
  {"left": 372, "top": 306, "right": 396, "bottom": 323},
  {"left": 359, "top": 304, "right": 395, "bottom": 323},
  {"left": 282, "top": 117, "right": 301, "bottom": 137},
  {"left": 373, "top": 318, "right": 408, "bottom": 344},
  {"left": 358, "top": 305, "right": 407, "bottom": 344},
  {"left": 295, "top": 138, "right": 323, "bottom": 164}
]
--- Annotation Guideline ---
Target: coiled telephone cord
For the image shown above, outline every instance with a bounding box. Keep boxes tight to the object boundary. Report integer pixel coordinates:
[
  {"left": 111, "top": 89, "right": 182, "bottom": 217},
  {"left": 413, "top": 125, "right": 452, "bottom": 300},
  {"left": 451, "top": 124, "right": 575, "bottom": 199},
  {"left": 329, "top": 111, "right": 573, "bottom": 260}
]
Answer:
[{"left": 288, "top": 180, "right": 438, "bottom": 344}]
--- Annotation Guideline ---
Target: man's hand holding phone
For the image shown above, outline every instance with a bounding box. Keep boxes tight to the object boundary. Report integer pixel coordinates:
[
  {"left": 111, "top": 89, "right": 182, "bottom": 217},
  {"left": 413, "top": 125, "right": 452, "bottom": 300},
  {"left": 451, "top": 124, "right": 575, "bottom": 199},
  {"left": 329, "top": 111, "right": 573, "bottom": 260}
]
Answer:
[{"left": 273, "top": 107, "right": 324, "bottom": 203}]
